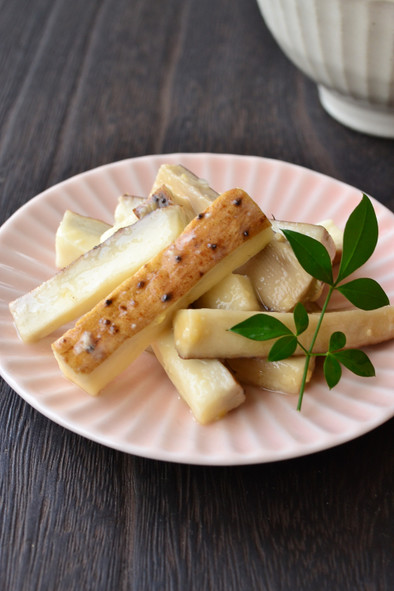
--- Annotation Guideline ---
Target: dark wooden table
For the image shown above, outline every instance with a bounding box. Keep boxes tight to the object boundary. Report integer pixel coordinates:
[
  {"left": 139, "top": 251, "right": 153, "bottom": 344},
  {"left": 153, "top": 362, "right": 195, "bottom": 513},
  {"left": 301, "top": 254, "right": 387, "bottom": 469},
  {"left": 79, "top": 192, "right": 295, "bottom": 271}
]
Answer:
[{"left": 1, "top": 1, "right": 393, "bottom": 590}]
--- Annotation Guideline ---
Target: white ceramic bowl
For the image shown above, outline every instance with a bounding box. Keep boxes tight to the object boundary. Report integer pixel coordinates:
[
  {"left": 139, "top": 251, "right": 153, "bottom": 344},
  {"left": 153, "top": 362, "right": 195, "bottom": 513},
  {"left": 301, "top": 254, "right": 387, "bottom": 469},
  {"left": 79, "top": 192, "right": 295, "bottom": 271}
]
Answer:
[{"left": 256, "top": 0, "right": 394, "bottom": 137}]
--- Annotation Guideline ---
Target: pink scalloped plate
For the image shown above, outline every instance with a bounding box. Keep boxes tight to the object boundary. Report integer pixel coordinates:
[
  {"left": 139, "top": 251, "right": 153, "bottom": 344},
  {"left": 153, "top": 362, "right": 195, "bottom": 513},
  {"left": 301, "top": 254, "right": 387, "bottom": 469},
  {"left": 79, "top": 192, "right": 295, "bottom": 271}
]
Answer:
[{"left": 0, "top": 154, "right": 393, "bottom": 465}]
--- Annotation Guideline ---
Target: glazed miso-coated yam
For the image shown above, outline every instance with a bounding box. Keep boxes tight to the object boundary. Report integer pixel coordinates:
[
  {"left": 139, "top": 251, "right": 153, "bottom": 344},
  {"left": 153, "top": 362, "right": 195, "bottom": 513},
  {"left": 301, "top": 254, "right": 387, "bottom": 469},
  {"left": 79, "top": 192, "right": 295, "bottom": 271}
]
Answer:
[
  {"left": 100, "top": 193, "right": 145, "bottom": 241},
  {"left": 270, "top": 219, "right": 337, "bottom": 254},
  {"left": 173, "top": 306, "right": 394, "bottom": 359},
  {"left": 55, "top": 210, "right": 111, "bottom": 268},
  {"left": 152, "top": 330, "right": 245, "bottom": 424},
  {"left": 10, "top": 205, "right": 188, "bottom": 342},
  {"left": 227, "top": 356, "right": 315, "bottom": 396},
  {"left": 133, "top": 185, "right": 176, "bottom": 219},
  {"left": 156, "top": 273, "right": 258, "bottom": 422},
  {"left": 238, "top": 220, "right": 336, "bottom": 312},
  {"left": 318, "top": 218, "right": 344, "bottom": 264},
  {"left": 100, "top": 186, "right": 180, "bottom": 243},
  {"left": 114, "top": 194, "right": 145, "bottom": 224},
  {"left": 194, "top": 271, "right": 315, "bottom": 395},
  {"left": 150, "top": 164, "right": 219, "bottom": 214},
  {"left": 195, "top": 273, "right": 260, "bottom": 311},
  {"left": 51, "top": 188, "right": 273, "bottom": 395}
]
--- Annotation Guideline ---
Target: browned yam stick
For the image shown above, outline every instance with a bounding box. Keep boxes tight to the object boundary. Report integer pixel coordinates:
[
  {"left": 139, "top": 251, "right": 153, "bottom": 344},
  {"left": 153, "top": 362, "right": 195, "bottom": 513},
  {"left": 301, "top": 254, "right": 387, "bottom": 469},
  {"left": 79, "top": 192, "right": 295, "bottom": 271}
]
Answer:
[{"left": 52, "top": 188, "right": 273, "bottom": 395}]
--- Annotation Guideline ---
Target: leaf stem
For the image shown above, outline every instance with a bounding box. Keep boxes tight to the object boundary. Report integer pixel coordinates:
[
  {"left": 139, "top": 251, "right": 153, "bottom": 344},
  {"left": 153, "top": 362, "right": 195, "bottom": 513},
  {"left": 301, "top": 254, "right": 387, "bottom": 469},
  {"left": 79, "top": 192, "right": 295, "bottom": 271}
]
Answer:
[
  {"left": 296, "top": 285, "right": 335, "bottom": 411},
  {"left": 297, "top": 342, "right": 310, "bottom": 356},
  {"left": 297, "top": 356, "right": 312, "bottom": 411}
]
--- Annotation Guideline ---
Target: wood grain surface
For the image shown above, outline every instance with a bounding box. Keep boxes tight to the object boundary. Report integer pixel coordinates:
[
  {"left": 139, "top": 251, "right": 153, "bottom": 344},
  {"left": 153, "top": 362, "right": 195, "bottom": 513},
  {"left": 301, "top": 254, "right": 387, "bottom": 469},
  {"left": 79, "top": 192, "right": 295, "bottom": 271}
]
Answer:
[{"left": 0, "top": 1, "right": 393, "bottom": 590}]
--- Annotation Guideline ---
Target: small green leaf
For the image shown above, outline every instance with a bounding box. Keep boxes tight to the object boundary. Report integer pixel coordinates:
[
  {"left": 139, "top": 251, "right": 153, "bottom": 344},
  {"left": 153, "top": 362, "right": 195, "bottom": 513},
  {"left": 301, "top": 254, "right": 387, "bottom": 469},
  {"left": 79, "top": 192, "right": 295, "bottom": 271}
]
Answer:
[
  {"left": 336, "top": 278, "right": 389, "bottom": 310},
  {"left": 329, "top": 331, "right": 346, "bottom": 352},
  {"left": 337, "top": 195, "right": 378, "bottom": 283},
  {"left": 229, "top": 314, "right": 292, "bottom": 341},
  {"left": 324, "top": 354, "right": 342, "bottom": 389},
  {"left": 293, "top": 302, "right": 309, "bottom": 335},
  {"left": 332, "top": 349, "right": 376, "bottom": 377},
  {"left": 268, "top": 335, "right": 298, "bottom": 361},
  {"left": 282, "top": 229, "right": 333, "bottom": 285}
]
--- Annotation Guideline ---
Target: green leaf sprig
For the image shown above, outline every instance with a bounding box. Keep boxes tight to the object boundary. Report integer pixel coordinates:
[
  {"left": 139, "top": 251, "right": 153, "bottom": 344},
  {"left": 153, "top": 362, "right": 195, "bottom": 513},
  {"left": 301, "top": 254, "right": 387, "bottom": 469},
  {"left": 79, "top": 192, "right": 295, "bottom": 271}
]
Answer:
[{"left": 230, "top": 194, "right": 390, "bottom": 411}]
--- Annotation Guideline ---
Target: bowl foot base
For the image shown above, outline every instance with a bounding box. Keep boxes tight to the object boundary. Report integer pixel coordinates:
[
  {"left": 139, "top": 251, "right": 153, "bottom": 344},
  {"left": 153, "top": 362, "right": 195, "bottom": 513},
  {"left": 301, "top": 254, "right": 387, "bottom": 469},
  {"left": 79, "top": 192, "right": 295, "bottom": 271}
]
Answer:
[{"left": 318, "top": 86, "right": 394, "bottom": 139}]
